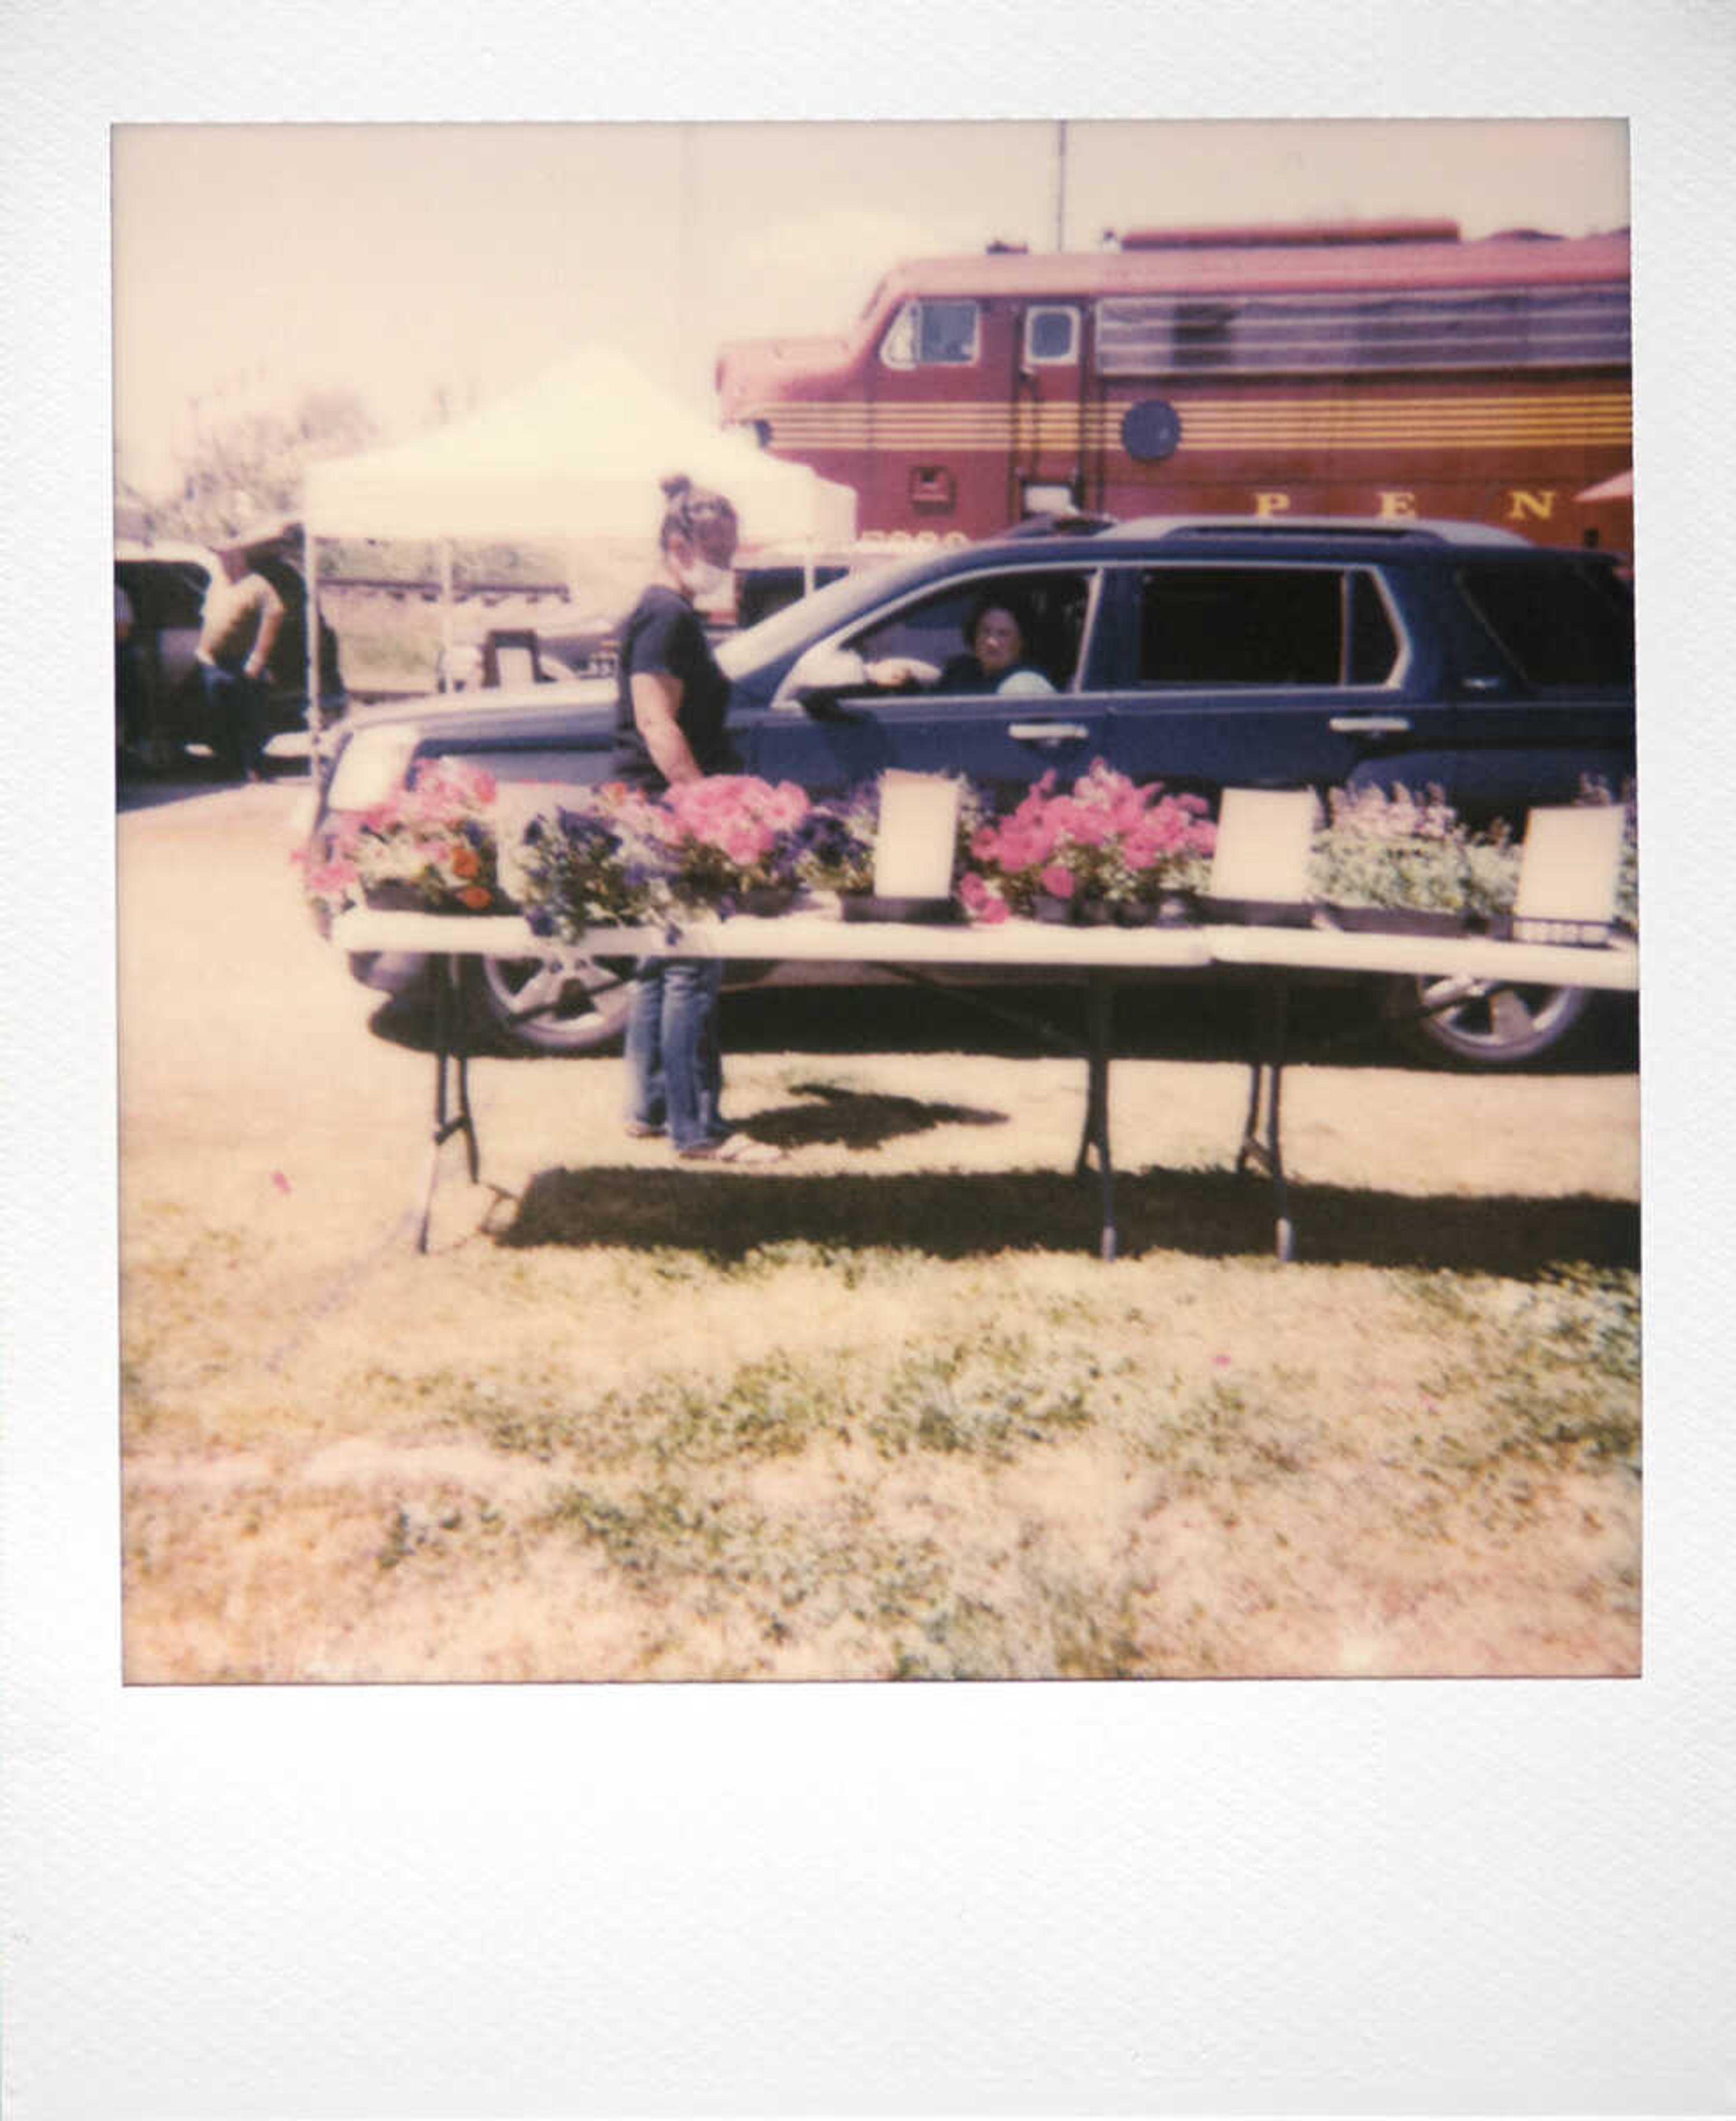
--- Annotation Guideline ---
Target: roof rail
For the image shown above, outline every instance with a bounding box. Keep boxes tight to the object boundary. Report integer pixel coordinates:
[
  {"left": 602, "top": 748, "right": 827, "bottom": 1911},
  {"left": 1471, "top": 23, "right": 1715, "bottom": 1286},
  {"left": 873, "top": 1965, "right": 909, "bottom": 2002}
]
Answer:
[
  {"left": 995, "top": 510, "right": 1119, "bottom": 540},
  {"left": 1100, "top": 515, "right": 1531, "bottom": 548}
]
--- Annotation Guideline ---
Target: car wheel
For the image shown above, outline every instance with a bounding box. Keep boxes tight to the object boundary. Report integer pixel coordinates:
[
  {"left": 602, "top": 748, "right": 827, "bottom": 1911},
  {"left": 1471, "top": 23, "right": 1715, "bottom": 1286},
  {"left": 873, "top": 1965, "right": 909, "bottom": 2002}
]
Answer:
[
  {"left": 463, "top": 952, "right": 634, "bottom": 1055},
  {"left": 1380, "top": 974, "right": 1592, "bottom": 1069}
]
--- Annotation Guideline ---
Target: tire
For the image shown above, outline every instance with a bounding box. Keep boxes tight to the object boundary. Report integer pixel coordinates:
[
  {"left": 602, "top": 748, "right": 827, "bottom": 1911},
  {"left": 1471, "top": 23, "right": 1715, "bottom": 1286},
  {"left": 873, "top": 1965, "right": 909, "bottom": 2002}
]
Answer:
[
  {"left": 463, "top": 951, "right": 635, "bottom": 1055},
  {"left": 1380, "top": 973, "right": 1593, "bottom": 1069}
]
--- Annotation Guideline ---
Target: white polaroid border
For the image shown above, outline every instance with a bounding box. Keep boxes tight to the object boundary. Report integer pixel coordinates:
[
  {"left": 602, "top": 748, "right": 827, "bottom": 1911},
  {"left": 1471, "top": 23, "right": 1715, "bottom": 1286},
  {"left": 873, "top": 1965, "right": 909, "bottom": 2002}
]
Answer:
[{"left": 5, "top": 5, "right": 1735, "bottom": 2116}]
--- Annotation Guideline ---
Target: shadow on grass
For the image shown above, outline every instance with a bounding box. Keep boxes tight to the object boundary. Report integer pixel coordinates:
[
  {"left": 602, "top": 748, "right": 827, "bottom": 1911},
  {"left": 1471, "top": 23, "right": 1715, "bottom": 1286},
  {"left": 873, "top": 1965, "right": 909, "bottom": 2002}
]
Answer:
[
  {"left": 762, "top": 1083, "right": 1007, "bottom": 1150},
  {"left": 498, "top": 1161, "right": 1637, "bottom": 1276}
]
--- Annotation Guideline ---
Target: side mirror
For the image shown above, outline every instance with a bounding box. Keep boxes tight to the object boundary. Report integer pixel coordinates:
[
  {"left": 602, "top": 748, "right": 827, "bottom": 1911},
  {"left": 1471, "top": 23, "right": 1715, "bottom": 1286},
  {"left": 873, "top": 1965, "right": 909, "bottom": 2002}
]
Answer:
[{"left": 783, "top": 642, "right": 869, "bottom": 711}]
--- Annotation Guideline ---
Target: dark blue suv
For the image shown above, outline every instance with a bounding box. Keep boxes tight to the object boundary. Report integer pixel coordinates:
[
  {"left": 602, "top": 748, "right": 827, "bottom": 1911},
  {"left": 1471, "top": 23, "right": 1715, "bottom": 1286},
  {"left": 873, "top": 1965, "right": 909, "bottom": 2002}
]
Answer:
[{"left": 311, "top": 517, "right": 1634, "bottom": 1065}]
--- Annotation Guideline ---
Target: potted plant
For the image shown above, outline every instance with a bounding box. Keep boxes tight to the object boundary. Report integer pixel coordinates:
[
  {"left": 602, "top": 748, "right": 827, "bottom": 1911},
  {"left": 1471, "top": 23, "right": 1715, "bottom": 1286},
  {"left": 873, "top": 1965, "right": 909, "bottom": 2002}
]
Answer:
[
  {"left": 652, "top": 774, "right": 814, "bottom": 918},
  {"left": 1308, "top": 783, "right": 1516, "bottom": 935},
  {"left": 791, "top": 784, "right": 878, "bottom": 910},
  {"left": 958, "top": 763, "right": 1216, "bottom": 926},
  {"left": 1113, "top": 779, "right": 1218, "bottom": 925},
  {"left": 302, "top": 755, "right": 508, "bottom": 918},
  {"left": 792, "top": 778, "right": 983, "bottom": 922},
  {"left": 513, "top": 783, "right": 673, "bottom": 941}
]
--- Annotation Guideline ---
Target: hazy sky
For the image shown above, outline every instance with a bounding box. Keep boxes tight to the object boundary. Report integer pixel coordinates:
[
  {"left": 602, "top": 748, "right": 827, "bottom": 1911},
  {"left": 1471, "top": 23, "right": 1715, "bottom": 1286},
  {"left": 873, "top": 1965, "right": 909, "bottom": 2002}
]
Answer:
[{"left": 112, "top": 117, "right": 1629, "bottom": 495}]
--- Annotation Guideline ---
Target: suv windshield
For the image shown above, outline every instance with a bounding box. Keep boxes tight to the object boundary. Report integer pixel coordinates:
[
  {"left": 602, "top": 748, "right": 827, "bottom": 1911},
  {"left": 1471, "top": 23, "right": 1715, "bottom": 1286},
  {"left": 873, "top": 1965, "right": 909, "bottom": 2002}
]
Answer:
[
  {"left": 714, "top": 551, "right": 954, "bottom": 681},
  {"left": 1458, "top": 561, "right": 1635, "bottom": 687}
]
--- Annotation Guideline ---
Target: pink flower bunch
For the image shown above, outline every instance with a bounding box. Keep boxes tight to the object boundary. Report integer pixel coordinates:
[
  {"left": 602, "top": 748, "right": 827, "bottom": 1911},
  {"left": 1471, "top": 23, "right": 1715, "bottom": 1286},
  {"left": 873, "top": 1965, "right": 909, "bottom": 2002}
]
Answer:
[
  {"left": 293, "top": 845, "right": 363, "bottom": 924},
  {"left": 304, "top": 754, "right": 506, "bottom": 918},
  {"left": 652, "top": 775, "right": 813, "bottom": 909},
  {"left": 959, "top": 761, "right": 1217, "bottom": 919},
  {"left": 401, "top": 757, "right": 498, "bottom": 823}
]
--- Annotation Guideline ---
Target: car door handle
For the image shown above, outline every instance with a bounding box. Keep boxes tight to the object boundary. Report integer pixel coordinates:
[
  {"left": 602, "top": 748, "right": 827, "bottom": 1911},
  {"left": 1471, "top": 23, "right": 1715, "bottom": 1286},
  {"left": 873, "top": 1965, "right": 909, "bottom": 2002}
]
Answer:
[
  {"left": 1009, "top": 721, "right": 1090, "bottom": 743},
  {"left": 1329, "top": 714, "right": 1413, "bottom": 734}
]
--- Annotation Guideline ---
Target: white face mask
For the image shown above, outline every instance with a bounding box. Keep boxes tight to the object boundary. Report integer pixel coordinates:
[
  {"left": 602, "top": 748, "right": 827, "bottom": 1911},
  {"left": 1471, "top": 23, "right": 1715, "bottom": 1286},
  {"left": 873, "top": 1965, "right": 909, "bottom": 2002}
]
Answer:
[{"left": 678, "top": 556, "right": 733, "bottom": 600}]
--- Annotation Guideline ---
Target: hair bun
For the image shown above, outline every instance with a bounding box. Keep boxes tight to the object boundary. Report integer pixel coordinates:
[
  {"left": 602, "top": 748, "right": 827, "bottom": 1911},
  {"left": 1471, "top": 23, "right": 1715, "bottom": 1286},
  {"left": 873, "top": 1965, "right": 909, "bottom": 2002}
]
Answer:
[{"left": 660, "top": 472, "right": 693, "bottom": 502}]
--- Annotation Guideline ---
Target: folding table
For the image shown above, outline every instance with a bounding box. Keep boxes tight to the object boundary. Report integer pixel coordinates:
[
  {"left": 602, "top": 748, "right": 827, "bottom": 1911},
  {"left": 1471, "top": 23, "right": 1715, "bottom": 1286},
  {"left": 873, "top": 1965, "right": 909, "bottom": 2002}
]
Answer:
[{"left": 332, "top": 908, "right": 1637, "bottom": 1261}]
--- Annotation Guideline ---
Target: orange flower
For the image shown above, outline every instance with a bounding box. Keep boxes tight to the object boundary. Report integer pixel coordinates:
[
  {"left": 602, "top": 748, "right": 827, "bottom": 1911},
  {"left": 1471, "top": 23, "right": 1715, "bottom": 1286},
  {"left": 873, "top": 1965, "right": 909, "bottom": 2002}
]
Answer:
[
  {"left": 460, "top": 885, "right": 491, "bottom": 910},
  {"left": 450, "top": 843, "right": 481, "bottom": 879}
]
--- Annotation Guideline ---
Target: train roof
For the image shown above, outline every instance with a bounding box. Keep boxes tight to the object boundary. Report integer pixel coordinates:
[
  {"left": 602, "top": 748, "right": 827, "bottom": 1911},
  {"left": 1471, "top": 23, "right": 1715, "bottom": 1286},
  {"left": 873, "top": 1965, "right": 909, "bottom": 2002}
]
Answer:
[{"left": 874, "top": 225, "right": 1630, "bottom": 305}]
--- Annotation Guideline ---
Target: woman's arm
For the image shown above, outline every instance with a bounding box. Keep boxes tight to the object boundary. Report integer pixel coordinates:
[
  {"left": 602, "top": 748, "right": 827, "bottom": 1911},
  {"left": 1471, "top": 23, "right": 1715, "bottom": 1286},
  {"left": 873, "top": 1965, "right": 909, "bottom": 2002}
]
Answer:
[{"left": 630, "top": 669, "right": 705, "bottom": 786}]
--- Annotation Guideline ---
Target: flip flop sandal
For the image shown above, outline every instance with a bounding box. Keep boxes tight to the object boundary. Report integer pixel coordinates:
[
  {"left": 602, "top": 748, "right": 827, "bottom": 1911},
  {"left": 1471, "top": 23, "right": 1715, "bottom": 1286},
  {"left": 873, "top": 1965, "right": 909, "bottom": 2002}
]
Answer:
[{"left": 675, "top": 1135, "right": 783, "bottom": 1165}]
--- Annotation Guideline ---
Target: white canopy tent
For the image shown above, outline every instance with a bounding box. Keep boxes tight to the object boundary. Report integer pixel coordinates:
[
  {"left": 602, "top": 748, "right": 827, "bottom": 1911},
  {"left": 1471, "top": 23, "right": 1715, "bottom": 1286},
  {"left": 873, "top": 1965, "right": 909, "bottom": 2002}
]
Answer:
[{"left": 300, "top": 348, "right": 858, "bottom": 739}]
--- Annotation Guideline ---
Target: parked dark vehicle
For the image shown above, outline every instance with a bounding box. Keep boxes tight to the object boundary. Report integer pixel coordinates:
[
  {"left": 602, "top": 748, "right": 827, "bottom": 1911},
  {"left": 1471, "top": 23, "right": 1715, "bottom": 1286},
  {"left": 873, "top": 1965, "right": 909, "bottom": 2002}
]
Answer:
[
  {"left": 115, "top": 535, "right": 345, "bottom": 771},
  {"left": 308, "top": 516, "right": 1634, "bottom": 1066}
]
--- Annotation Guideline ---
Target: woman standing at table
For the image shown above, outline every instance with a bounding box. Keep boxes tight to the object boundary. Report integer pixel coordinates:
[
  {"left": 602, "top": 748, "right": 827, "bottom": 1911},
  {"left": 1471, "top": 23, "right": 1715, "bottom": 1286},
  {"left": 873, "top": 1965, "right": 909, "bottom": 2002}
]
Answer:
[{"left": 612, "top": 473, "right": 773, "bottom": 1162}]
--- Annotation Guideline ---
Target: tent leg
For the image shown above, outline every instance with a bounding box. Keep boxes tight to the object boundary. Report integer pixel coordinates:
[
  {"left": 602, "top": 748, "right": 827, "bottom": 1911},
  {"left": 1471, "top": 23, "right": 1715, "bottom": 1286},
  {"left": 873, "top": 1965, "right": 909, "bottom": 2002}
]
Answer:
[
  {"left": 439, "top": 537, "right": 455, "bottom": 681},
  {"left": 304, "top": 518, "right": 321, "bottom": 778}
]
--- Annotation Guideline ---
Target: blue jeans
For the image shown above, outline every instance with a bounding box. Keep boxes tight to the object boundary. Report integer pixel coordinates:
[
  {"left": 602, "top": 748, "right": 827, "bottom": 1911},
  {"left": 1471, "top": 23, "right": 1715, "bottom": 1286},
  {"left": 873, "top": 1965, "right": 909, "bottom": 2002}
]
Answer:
[
  {"left": 624, "top": 957, "right": 725, "bottom": 1152},
  {"left": 200, "top": 662, "right": 269, "bottom": 777}
]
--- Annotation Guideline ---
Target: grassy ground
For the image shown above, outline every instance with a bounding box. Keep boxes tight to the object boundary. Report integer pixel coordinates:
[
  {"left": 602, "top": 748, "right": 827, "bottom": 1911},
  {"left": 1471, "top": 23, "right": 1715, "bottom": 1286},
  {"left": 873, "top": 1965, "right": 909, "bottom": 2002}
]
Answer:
[{"left": 119, "top": 1211, "right": 1642, "bottom": 1681}]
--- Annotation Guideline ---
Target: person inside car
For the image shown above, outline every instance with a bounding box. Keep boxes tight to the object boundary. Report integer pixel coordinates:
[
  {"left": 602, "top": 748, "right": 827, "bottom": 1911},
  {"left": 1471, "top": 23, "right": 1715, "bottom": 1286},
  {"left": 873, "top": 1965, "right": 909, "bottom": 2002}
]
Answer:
[
  {"left": 861, "top": 589, "right": 1057, "bottom": 697},
  {"left": 937, "top": 593, "right": 1056, "bottom": 696}
]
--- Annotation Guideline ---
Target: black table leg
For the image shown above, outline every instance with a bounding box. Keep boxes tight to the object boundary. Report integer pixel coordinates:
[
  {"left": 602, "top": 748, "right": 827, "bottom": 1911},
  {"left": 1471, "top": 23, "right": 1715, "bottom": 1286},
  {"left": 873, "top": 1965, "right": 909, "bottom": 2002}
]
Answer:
[
  {"left": 420, "top": 952, "right": 480, "bottom": 1252},
  {"left": 1074, "top": 973, "right": 1118, "bottom": 1261},
  {"left": 1234, "top": 974, "right": 1294, "bottom": 1262}
]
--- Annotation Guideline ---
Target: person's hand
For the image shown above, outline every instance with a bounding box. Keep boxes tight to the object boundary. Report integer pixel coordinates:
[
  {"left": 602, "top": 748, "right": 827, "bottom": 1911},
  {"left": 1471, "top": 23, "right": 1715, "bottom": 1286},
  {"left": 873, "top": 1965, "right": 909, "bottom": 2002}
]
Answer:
[
  {"left": 863, "top": 655, "right": 939, "bottom": 690},
  {"left": 243, "top": 659, "right": 265, "bottom": 682}
]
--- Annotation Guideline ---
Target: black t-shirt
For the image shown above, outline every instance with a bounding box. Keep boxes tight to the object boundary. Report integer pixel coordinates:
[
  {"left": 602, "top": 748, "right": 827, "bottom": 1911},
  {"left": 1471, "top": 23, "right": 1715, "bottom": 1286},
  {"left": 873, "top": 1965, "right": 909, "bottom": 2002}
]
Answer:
[{"left": 610, "top": 583, "right": 734, "bottom": 788}]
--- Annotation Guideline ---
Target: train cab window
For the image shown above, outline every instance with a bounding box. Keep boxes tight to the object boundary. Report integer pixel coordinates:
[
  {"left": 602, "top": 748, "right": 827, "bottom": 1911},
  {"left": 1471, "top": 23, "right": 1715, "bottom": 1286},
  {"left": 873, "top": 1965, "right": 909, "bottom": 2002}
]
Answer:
[
  {"left": 1024, "top": 306, "right": 1079, "bottom": 364},
  {"left": 1137, "top": 567, "right": 1353, "bottom": 686},
  {"left": 844, "top": 570, "right": 1093, "bottom": 692},
  {"left": 881, "top": 299, "right": 981, "bottom": 368}
]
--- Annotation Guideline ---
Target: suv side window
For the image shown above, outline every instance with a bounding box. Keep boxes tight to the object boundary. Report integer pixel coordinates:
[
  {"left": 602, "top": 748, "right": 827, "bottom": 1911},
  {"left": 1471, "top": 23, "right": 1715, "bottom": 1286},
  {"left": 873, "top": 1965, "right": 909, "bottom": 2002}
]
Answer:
[
  {"left": 1457, "top": 561, "right": 1635, "bottom": 687},
  {"left": 844, "top": 570, "right": 1093, "bottom": 691},
  {"left": 1136, "top": 566, "right": 1397, "bottom": 686}
]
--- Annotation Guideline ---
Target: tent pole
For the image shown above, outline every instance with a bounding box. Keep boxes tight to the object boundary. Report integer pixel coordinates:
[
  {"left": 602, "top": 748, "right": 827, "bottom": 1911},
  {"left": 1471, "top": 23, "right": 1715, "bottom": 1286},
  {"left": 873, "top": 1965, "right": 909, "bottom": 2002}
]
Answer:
[
  {"left": 304, "top": 517, "right": 322, "bottom": 777},
  {"left": 439, "top": 537, "right": 455, "bottom": 679}
]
